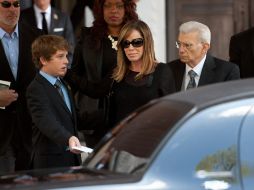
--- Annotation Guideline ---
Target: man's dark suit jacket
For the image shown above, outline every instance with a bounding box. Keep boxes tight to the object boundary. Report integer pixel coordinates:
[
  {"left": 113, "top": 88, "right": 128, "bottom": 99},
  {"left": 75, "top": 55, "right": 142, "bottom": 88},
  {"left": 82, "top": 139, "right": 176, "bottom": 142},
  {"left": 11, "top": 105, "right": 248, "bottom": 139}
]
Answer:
[
  {"left": 168, "top": 55, "right": 240, "bottom": 91},
  {"left": 229, "top": 27, "right": 254, "bottom": 78},
  {"left": 26, "top": 74, "right": 81, "bottom": 169},
  {"left": 0, "top": 21, "right": 42, "bottom": 169},
  {"left": 20, "top": 7, "right": 75, "bottom": 61}
]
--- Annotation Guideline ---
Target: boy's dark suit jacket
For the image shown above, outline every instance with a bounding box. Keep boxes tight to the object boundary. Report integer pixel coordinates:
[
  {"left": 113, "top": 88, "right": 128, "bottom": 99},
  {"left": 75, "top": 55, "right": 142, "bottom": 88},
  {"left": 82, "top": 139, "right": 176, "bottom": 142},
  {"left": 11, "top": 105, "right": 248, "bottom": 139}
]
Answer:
[
  {"left": 168, "top": 55, "right": 240, "bottom": 91},
  {"left": 229, "top": 27, "right": 254, "bottom": 78},
  {"left": 26, "top": 74, "right": 81, "bottom": 169},
  {"left": 0, "top": 21, "right": 42, "bottom": 169}
]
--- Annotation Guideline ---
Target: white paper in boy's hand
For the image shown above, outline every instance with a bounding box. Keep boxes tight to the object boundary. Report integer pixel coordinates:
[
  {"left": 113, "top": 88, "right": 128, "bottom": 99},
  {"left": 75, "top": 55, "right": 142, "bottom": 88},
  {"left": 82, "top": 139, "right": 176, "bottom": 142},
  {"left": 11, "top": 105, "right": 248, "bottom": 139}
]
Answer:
[{"left": 71, "top": 146, "right": 93, "bottom": 153}]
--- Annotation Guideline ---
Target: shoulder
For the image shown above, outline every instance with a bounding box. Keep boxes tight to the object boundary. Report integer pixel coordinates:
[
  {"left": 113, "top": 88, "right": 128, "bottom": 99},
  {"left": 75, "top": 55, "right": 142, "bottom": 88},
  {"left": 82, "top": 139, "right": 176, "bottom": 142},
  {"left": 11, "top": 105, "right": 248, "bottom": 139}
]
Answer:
[
  {"left": 231, "top": 27, "right": 254, "bottom": 42},
  {"left": 78, "top": 27, "right": 92, "bottom": 42},
  {"left": 19, "top": 21, "right": 43, "bottom": 37},
  {"left": 20, "top": 7, "right": 34, "bottom": 22},
  {"left": 52, "top": 7, "right": 68, "bottom": 17},
  {"left": 155, "top": 62, "right": 170, "bottom": 71},
  {"left": 210, "top": 56, "right": 239, "bottom": 71},
  {"left": 27, "top": 74, "right": 43, "bottom": 91},
  {"left": 167, "top": 59, "right": 184, "bottom": 70},
  {"left": 81, "top": 27, "right": 92, "bottom": 36},
  {"left": 211, "top": 56, "right": 232, "bottom": 65},
  {"left": 20, "top": 7, "right": 34, "bottom": 16},
  {"left": 51, "top": 8, "right": 71, "bottom": 23},
  {"left": 167, "top": 59, "right": 180, "bottom": 65},
  {"left": 154, "top": 63, "right": 173, "bottom": 78}
]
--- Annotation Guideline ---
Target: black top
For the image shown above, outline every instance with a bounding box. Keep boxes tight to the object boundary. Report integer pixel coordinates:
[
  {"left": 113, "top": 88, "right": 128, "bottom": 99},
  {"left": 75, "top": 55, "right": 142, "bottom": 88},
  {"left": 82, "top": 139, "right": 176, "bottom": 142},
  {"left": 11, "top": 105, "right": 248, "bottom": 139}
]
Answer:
[
  {"left": 66, "top": 31, "right": 116, "bottom": 94},
  {"left": 65, "top": 30, "right": 118, "bottom": 145},
  {"left": 109, "top": 63, "right": 175, "bottom": 126}
]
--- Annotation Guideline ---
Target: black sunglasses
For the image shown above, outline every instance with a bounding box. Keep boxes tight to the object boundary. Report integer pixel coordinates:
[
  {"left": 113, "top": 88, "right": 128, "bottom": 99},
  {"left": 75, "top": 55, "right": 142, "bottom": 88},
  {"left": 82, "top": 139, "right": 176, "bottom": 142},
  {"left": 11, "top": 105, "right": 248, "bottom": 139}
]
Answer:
[
  {"left": 122, "top": 38, "right": 144, "bottom": 49},
  {"left": 0, "top": 1, "right": 20, "bottom": 8}
]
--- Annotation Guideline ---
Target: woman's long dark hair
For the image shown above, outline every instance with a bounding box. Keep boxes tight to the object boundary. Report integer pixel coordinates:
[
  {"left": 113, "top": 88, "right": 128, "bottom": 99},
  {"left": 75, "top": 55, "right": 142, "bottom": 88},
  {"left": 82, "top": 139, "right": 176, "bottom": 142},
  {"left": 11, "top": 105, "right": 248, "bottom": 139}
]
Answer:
[{"left": 91, "top": 0, "right": 138, "bottom": 49}]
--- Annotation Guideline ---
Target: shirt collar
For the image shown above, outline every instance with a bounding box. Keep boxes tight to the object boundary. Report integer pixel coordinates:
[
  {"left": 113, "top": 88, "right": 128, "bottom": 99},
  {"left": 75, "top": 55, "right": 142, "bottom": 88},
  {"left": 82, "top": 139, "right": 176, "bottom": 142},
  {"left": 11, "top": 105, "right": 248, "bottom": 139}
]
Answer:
[
  {"left": 0, "top": 24, "right": 19, "bottom": 39},
  {"left": 185, "top": 54, "right": 207, "bottom": 77},
  {"left": 33, "top": 3, "right": 51, "bottom": 15},
  {"left": 40, "top": 70, "right": 59, "bottom": 85}
]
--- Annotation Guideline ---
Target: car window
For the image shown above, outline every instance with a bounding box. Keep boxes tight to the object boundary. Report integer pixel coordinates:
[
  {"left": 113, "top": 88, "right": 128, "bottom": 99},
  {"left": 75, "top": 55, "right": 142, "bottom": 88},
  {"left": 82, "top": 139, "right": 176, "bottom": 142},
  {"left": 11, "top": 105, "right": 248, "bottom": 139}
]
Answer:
[
  {"left": 86, "top": 100, "right": 193, "bottom": 174},
  {"left": 239, "top": 106, "right": 254, "bottom": 189},
  {"left": 150, "top": 99, "right": 254, "bottom": 190}
]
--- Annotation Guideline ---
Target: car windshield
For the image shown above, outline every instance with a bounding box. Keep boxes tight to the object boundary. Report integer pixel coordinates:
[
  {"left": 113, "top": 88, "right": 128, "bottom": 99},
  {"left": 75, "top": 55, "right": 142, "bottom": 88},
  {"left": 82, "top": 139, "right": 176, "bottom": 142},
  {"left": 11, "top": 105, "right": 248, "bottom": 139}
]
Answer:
[{"left": 85, "top": 99, "right": 193, "bottom": 175}]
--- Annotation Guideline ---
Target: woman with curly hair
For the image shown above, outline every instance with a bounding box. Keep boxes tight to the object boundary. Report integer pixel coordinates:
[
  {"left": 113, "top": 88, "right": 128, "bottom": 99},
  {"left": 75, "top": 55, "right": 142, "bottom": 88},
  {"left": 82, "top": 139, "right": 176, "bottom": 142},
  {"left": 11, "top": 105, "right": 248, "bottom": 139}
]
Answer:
[{"left": 66, "top": 0, "right": 138, "bottom": 147}]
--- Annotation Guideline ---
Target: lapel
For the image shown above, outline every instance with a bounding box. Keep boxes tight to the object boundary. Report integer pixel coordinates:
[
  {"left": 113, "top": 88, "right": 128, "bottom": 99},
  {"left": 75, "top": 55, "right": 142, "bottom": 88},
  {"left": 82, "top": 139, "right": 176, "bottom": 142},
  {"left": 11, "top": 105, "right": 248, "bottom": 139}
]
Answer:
[
  {"left": 62, "top": 80, "right": 77, "bottom": 120},
  {"left": 0, "top": 42, "right": 15, "bottom": 81},
  {"left": 17, "top": 23, "right": 32, "bottom": 81},
  {"left": 30, "top": 8, "right": 37, "bottom": 27},
  {"left": 198, "top": 55, "right": 216, "bottom": 86},
  {"left": 82, "top": 38, "right": 103, "bottom": 80},
  {"left": 49, "top": 8, "right": 58, "bottom": 33},
  {"left": 174, "top": 61, "right": 185, "bottom": 91},
  {"left": 36, "top": 74, "right": 73, "bottom": 117}
]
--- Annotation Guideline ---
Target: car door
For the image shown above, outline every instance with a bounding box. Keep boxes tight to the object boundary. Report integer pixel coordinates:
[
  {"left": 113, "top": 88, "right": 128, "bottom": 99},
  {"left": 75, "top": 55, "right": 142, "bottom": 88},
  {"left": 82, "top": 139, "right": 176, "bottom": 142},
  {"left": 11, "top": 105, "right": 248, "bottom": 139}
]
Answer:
[{"left": 147, "top": 98, "right": 254, "bottom": 190}]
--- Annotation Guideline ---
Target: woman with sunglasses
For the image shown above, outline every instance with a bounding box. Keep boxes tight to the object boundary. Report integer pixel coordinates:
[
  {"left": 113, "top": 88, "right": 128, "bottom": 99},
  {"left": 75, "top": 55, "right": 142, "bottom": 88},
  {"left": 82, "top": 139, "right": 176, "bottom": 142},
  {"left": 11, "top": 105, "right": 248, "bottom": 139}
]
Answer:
[
  {"left": 65, "top": 0, "right": 138, "bottom": 148},
  {"left": 109, "top": 20, "right": 176, "bottom": 126}
]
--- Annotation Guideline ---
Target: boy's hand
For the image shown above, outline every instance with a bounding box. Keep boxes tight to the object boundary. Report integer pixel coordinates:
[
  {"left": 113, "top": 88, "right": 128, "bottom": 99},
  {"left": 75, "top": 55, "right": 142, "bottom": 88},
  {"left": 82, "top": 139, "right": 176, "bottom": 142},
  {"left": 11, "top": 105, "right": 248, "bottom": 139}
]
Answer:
[{"left": 68, "top": 136, "right": 82, "bottom": 154}]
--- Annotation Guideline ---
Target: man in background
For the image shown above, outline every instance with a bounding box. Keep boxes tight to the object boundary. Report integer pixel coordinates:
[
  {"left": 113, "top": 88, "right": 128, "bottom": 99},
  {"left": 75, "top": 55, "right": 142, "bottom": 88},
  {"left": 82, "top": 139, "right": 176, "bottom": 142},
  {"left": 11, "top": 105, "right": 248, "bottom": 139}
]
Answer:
[
  {"left": 229, "top": 27, "right": 254, "bottom": 78},
  {"left": 0, "top": 0, "right": 42, "bottom": 172},
  {"left": 20, "top": 0, "right": 75, "bottom": 64},
  {"left": 70, "top": 0, "right": 94, "bottom": 33}
]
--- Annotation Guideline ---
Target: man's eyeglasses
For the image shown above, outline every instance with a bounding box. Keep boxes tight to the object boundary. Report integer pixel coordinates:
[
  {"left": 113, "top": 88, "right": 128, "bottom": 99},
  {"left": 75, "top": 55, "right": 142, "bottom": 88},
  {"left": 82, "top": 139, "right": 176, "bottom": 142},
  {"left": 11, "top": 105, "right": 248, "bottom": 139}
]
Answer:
[
  {"left": 176, "top": 41, "right": 194, "bottom": 50},
  {"left": 122, "top": 38, "right": 144, "bottom": 49},
  {"left": 0, "top": 1, "right": 20, "bottom": 8}
]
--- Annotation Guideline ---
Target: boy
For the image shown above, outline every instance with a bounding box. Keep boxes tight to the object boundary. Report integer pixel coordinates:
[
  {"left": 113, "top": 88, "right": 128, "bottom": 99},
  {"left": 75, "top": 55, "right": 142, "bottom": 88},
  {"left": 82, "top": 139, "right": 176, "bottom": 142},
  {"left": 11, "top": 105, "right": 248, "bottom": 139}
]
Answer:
[{"left": 27, "top": 35, "right": 82, "bottom": 169}]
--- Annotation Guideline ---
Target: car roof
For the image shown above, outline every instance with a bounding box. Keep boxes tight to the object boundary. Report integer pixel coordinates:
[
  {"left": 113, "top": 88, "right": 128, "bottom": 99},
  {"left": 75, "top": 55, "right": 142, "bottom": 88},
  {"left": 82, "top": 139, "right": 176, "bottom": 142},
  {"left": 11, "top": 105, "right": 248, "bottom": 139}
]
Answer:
[{"left": 163, "top": 78, "right": 254, "bottom": 109}]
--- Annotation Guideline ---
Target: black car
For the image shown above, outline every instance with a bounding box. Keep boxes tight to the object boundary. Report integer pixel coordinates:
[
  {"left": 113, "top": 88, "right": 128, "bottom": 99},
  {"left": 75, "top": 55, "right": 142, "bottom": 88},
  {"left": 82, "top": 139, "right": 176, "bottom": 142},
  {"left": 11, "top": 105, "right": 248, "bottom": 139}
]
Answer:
[{"left": 0, "top": 79, "right": 254, "bottom": 190}]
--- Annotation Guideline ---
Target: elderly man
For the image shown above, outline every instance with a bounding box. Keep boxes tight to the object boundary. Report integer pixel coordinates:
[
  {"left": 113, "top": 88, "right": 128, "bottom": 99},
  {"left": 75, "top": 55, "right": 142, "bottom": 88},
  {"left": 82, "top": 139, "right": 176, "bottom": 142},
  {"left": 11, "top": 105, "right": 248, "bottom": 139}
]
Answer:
[
  {"left": 0, "top": 0, "right": 42, "bottom": 172},
  {"left": 20, "top": 0, "right": 75, "bottom": 64},
  {"left": 168, "top": 21, "right": 240, "bottom": 91}
]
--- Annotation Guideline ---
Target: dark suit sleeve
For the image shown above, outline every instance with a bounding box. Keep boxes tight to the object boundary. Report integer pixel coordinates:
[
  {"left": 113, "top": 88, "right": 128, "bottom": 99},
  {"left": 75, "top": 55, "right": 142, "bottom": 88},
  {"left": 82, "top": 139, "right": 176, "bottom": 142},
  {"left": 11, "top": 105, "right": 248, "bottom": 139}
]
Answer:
[
  {"left": 226, "top": 63, "right": 241, "bottom": 80},
  {"left": 229, "top": 35, "right": 241, "bottom": 67},
  {"left": 26, "top": 82, "right": 72, "bottom": 146},
  {"left": 64, "top": 15, "right": 75, "bottom": 48},
  {"left": 63, "top": 15, "right": 75, "bottom": 64},
  {"left": 156, "top": 63, "right": 176, "bottom": 96}
]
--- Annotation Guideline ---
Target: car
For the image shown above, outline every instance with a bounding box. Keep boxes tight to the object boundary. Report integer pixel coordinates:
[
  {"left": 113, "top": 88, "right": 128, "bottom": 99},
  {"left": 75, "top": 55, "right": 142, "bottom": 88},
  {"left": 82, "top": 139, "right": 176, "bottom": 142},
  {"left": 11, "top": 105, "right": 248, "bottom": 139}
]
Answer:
[{"left": 0, "top": 79, "right": 254, "bottom": 190}]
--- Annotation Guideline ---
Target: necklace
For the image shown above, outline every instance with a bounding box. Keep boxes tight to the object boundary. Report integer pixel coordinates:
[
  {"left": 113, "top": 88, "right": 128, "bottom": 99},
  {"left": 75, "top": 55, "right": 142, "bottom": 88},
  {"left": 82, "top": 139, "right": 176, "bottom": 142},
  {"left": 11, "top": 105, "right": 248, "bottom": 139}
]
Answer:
[{"left": 108, "top": 35, "right": 118, "bottom": 51}]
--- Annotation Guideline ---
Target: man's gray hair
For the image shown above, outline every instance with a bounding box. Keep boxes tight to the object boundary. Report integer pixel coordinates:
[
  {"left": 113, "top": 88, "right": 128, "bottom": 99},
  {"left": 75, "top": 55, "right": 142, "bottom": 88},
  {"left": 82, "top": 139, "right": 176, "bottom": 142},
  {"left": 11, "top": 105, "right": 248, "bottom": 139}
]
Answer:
[{"left": 179, "top": 21, "right": 211, "bottom": 44}]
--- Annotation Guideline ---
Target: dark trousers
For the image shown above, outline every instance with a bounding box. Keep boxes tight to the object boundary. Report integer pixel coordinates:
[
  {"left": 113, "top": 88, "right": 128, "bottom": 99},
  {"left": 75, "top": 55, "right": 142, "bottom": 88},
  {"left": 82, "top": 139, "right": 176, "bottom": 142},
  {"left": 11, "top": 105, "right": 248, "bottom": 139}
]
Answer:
[
  {"left": 0, "top": 140, "right": 31, "bottom": 173},
  {"left": 0, "top": 114, "right": 32, "bottom": 173},
  {"left": 0, "top": 146, "right": 15, "bottom": 174}
]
